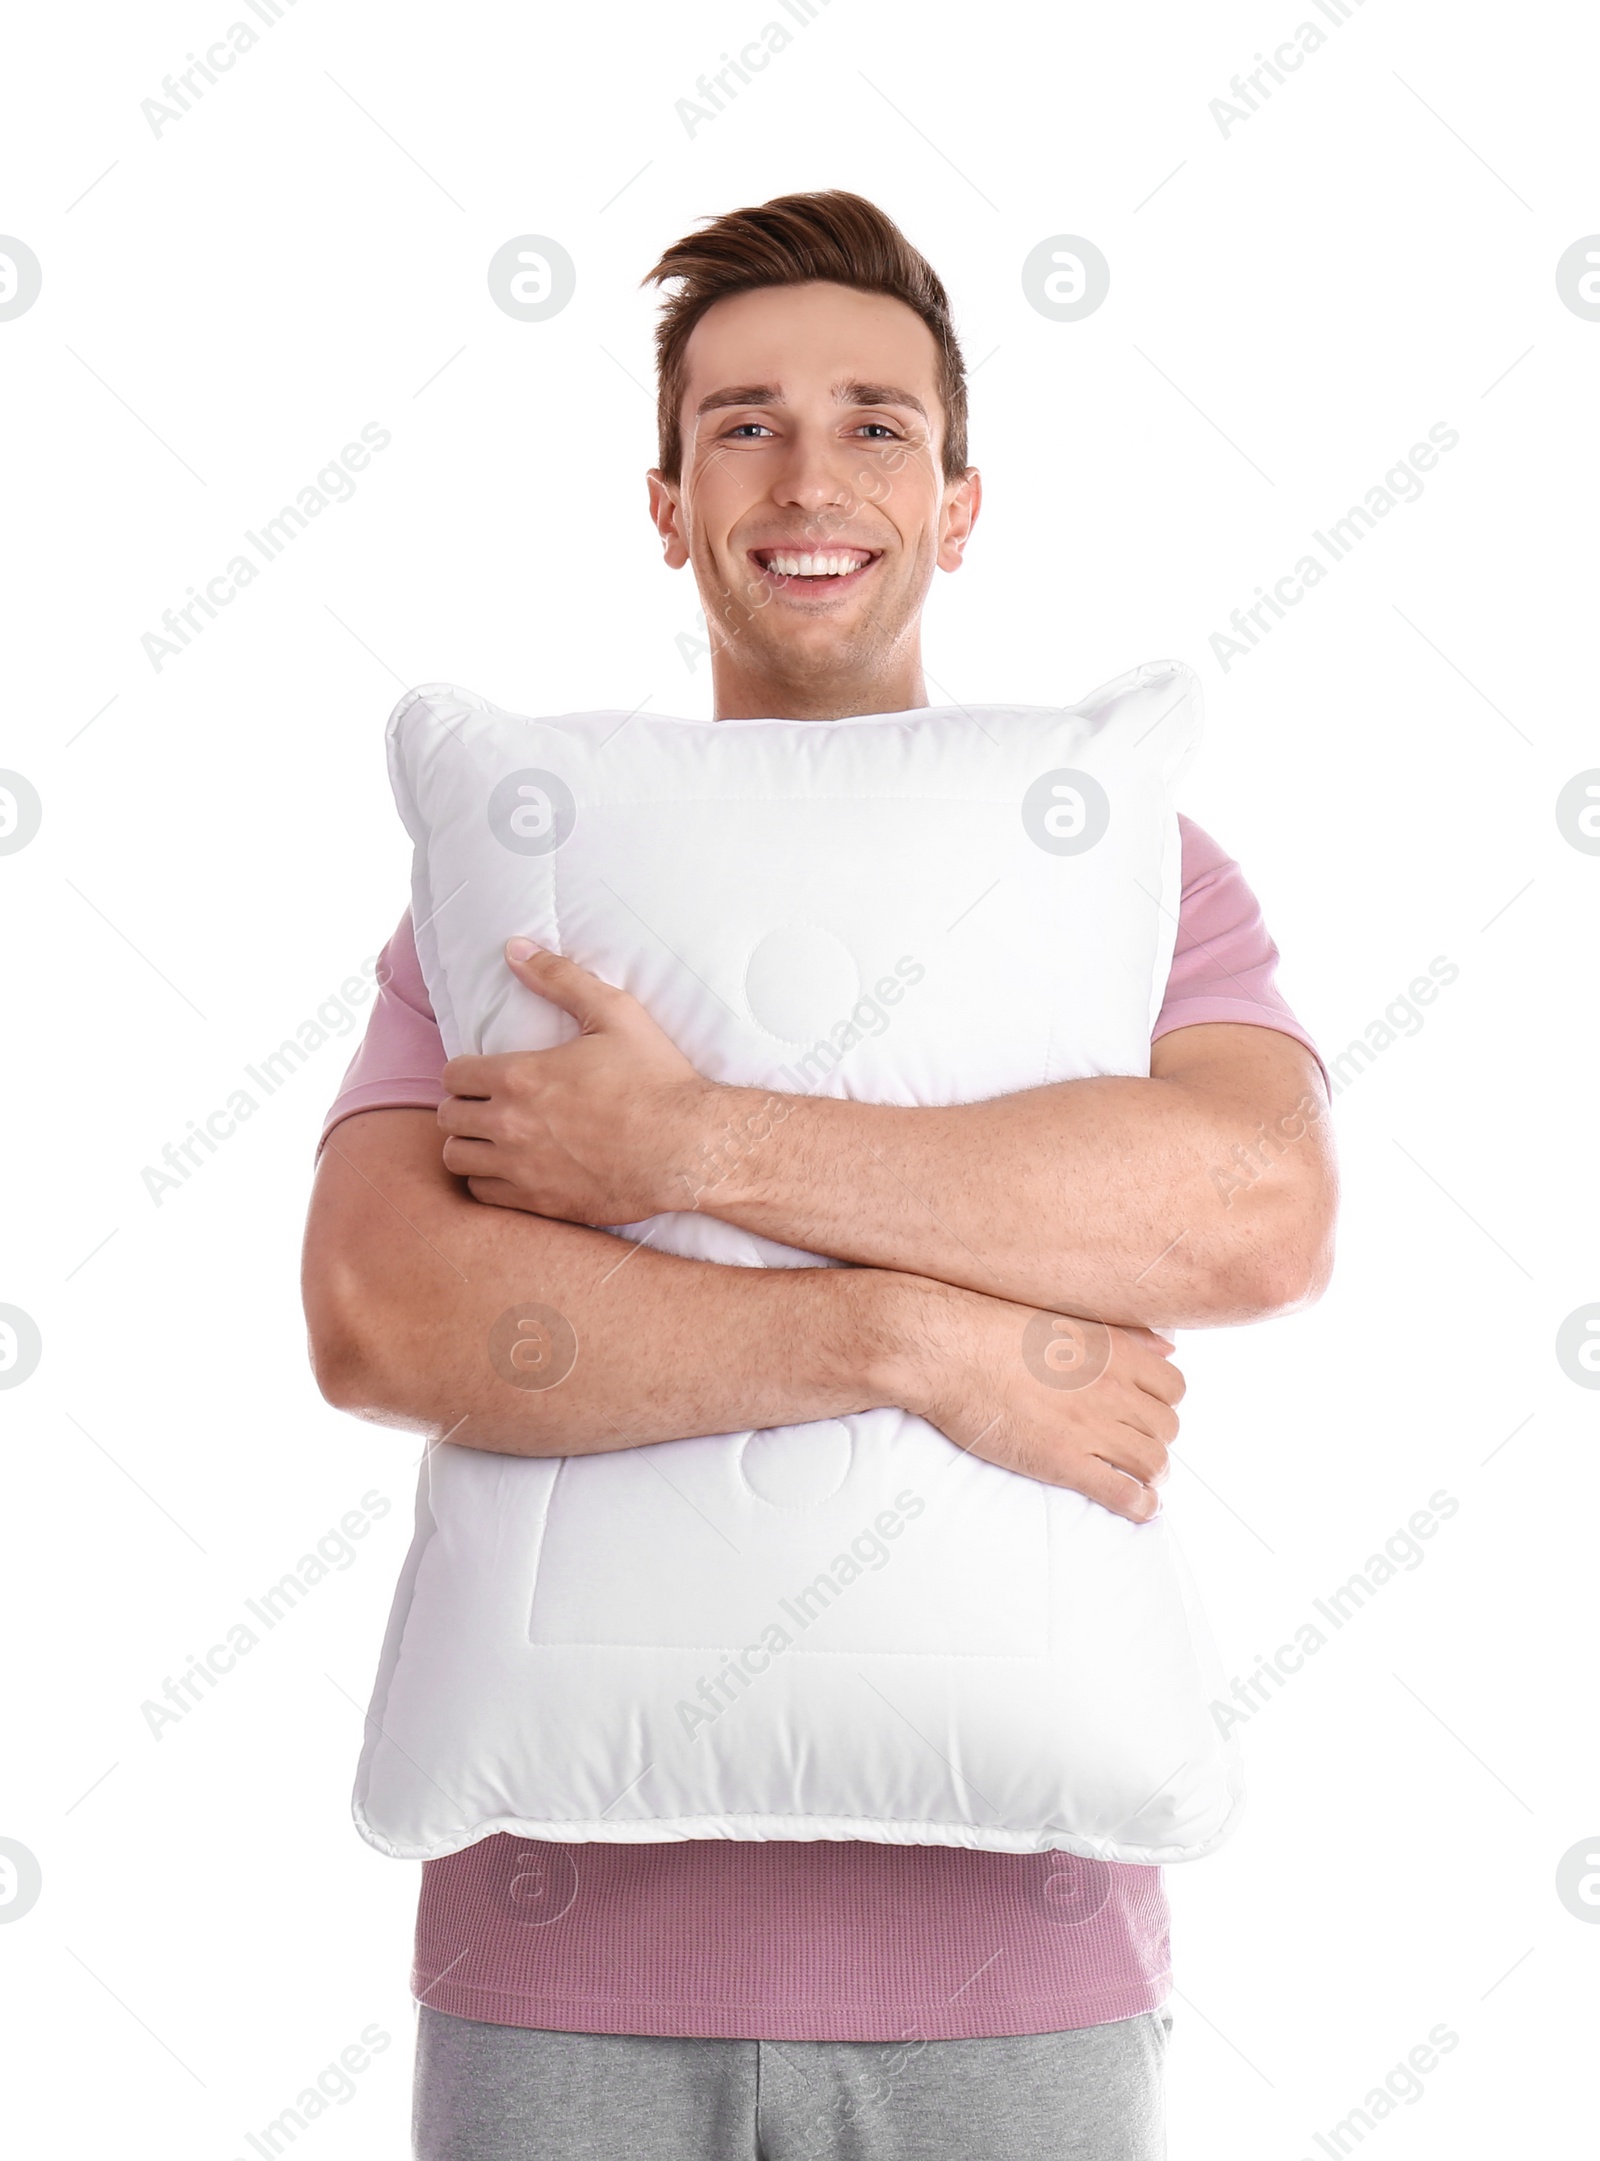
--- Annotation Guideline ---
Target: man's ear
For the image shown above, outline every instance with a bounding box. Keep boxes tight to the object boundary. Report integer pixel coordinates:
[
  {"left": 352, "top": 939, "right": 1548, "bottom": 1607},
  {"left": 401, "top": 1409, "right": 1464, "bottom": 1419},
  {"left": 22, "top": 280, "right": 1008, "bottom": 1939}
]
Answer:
[
  {"left": 646, "top": 470, "right": 691, "bottom": 569},
  {"left": 937, "top": 467, "right": 982, "bottom": 572}
]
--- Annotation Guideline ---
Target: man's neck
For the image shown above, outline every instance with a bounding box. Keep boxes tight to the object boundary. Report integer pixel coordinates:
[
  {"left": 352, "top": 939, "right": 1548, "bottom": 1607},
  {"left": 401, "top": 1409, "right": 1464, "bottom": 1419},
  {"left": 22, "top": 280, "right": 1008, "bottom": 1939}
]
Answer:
[{"left": 710, "top": 651, "right": 929, "bottom": 722}]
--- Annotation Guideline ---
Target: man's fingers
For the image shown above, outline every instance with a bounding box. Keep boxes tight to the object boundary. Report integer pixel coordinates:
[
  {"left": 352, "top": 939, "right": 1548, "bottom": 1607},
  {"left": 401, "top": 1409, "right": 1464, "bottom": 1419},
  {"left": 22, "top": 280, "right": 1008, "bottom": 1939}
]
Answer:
[
  {"left": 504, "top": 940, "right": 622, "bottom": 1031},
  {"left": 1094, "top": 1422, "right": 1171, "bottom": 1487},
  {"left": 1131, "top": 1352, "right": 1186, "bottom": 1410},
  {"left": 1112, "top": 1393, "right": 1179, "bottom": 1451},
  {"left": 464, "top": 1175, "right": 523, "bottom": 1210},
  {"left": 436, "top": 1091, "right": 495, "bottom": 1136},
  {"left": 440, "top": 1048, "right": 543, "bottom": 1101},
  {"left": 1067, "top": 1456, "right": 1161, "bottom": 1524},
  {"left": 440, "top": 1134, "right": 499, "bottom": 1177}
]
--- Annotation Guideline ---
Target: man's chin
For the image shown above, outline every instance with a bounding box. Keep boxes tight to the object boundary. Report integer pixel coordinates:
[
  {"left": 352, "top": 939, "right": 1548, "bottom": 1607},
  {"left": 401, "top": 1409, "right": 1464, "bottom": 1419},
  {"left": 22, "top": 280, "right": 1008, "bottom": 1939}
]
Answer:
[{"left": 733, "top": 619, "right": 884, "bottom": 688}]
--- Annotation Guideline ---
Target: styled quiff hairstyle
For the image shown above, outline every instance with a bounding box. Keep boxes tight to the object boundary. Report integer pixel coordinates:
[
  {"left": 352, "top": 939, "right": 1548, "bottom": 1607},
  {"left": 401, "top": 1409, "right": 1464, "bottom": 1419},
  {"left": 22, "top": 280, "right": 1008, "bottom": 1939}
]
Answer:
[{"left": 640, "top": 189, "right": 969, "bottom": 486}]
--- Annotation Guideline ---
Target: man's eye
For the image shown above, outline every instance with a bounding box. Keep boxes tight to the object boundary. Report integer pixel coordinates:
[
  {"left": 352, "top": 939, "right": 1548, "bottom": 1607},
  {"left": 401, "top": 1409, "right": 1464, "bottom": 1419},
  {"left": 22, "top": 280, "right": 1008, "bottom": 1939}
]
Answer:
[
  {"left": 725, "top": 422, "right": 773, "bottom": 438},
  {"left": 856, "top": 423, "right": 901, "bottom": 440}
]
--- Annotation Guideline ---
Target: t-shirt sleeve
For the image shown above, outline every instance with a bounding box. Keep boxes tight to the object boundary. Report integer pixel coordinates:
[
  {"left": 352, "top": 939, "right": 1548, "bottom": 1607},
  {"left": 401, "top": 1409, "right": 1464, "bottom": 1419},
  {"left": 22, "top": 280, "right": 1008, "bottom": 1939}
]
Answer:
[
  {"left": 316, "top": 909, "right": 447, "bottom": 1157},
  {"left": 1155, "top": 814, "right": 1330, "bottom": 1094}
]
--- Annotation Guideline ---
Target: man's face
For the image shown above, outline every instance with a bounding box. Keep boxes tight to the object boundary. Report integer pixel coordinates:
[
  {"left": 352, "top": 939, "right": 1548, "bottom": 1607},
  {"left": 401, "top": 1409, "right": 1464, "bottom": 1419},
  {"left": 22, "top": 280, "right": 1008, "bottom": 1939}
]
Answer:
[{"left": 648, "top": 281, "right": 979, "bottom": 705}]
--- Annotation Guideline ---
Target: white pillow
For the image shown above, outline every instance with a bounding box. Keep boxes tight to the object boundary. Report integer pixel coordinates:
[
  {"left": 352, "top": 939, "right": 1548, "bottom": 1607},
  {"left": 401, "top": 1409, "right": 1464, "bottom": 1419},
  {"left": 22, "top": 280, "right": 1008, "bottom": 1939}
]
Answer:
[{"left": 354, "top": 659, "right": 1244, "bottom": 1864}]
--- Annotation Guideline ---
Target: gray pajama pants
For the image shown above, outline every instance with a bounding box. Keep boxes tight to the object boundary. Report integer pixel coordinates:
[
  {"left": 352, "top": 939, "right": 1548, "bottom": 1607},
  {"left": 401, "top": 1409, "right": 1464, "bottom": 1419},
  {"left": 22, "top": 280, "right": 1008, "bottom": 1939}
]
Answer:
[{"left": 413, "top": 2001, "right": 1172, "bottom": 2159}]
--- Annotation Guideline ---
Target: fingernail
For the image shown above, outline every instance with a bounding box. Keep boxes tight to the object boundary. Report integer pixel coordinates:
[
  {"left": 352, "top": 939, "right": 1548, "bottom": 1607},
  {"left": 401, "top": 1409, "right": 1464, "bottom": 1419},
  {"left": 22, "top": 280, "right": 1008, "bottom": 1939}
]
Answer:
[{"left": 505, "top": 937, "right": 539, "bottom": 962}]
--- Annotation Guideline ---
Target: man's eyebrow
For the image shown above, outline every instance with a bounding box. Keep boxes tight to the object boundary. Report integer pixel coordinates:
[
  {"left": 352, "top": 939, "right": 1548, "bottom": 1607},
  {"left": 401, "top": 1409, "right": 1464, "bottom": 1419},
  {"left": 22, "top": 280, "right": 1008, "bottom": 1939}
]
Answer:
[
  {"left": 838, "top": 381, "right": 928, "bottom": 421},
  {"left": 694, "top": 384, "right": 781, "bottom": 417},
  {"left": 693, "top": 380, "right": 929, "bottom": 421}
]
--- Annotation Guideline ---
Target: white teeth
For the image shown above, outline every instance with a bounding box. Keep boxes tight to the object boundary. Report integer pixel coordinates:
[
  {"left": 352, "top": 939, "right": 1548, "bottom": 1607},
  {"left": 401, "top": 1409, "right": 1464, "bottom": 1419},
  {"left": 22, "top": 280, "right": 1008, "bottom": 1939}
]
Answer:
[{"left": 762, "top": 552, "right": 869, "bottom": 578}]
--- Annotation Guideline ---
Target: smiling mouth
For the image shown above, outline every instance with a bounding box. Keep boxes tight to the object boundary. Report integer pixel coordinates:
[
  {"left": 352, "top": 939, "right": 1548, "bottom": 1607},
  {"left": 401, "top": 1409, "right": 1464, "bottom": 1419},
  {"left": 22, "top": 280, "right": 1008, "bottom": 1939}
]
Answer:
[{"left": 748, "top": 545, "right": 882, "bottom": 595}]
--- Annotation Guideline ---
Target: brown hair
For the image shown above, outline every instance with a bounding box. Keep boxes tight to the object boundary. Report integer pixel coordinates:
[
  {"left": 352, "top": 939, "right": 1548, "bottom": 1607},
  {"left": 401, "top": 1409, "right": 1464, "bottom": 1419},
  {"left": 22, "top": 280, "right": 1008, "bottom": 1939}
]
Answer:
[{"left": 640, "top": 189, "right": 968, "bottom": 486}]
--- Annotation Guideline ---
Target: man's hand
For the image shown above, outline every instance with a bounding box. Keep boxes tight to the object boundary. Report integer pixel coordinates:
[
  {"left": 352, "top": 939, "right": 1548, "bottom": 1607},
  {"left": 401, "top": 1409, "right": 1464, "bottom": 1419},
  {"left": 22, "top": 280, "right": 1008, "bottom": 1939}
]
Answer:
[
  {"left": 879, "top": 1274, "right": 1185, "bottom": 1523},
  {"left": 438, "top": 941, "right": 720, "bottom": 1223}
]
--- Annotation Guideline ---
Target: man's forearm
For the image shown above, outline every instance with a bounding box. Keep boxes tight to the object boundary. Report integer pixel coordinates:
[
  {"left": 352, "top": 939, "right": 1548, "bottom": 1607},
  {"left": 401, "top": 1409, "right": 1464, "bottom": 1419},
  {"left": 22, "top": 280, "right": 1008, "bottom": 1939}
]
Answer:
[
  {"left": 440, "top": 955, "right": 1338, "bottom": 1330},
  {"left": 677, "top": 1025, "right": 1336, "bottom": 1328},
  {"left": 304, "top": 1108, "right": 1191, "bottom": 1521},
  {"left": 304, "top": 1108, "right": 913, "bottom": 1457}
]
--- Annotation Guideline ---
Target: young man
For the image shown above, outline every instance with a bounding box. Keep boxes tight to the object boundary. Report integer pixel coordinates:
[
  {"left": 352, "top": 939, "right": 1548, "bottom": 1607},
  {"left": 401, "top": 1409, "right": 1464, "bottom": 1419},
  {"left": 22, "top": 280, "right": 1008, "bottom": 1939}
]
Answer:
[{"left": 302, "top": 190, "right": 1337, "bottom": 2161}]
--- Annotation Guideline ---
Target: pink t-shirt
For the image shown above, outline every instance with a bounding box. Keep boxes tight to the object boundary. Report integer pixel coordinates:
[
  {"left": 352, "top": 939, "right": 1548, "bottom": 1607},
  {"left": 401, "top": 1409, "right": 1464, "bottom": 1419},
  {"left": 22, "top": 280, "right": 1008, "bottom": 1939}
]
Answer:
[{"left": 320, "top": 814, "right": 1326, "bottom": 2042}]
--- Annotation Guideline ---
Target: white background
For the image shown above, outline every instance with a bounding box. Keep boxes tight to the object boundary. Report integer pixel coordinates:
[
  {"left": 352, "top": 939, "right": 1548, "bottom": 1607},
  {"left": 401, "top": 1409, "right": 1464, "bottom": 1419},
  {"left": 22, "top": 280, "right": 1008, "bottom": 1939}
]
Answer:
[{"left": 2, "top": 1, "right": 1596, "bottom": 2154}]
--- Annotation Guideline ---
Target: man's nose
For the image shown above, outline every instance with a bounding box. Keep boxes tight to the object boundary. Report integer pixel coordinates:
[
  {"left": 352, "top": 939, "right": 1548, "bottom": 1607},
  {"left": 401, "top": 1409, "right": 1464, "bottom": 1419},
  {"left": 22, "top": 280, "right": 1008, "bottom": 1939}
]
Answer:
[{"left": 767, "top": 431, "right": 856, "bottom": 515}]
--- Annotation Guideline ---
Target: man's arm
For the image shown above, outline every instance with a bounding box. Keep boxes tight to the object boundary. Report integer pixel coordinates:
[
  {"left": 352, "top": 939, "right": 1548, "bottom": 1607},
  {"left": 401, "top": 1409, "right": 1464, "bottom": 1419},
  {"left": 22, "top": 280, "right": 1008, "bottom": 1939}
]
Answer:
[
  {"left": 440, "top": 948, "right": 1338, "bottom": 1330},
  {"left": 669, "top": 1020, "right": 1336, "bottom": 1327},
  {"left": 302, "top": 1106, "right": 1184, "bottom": 1522}
]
